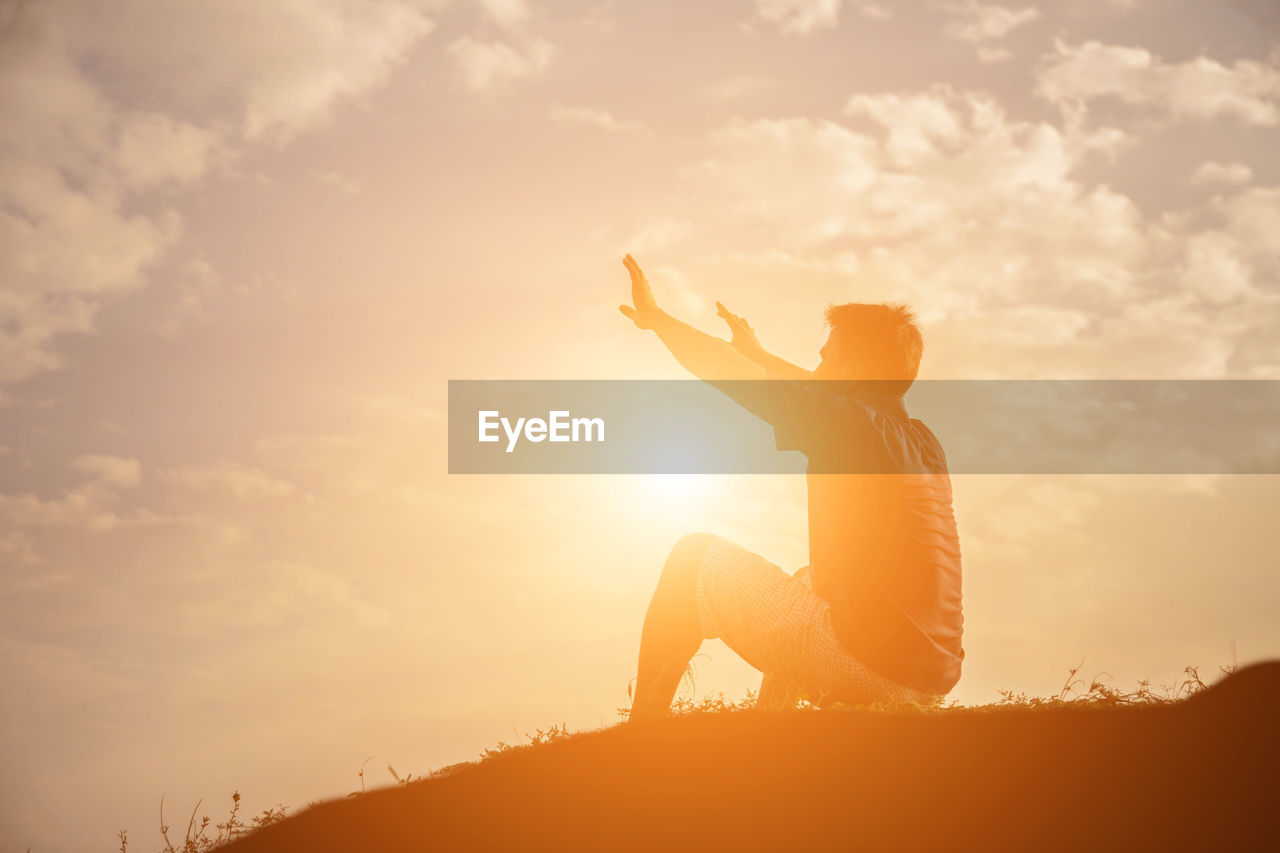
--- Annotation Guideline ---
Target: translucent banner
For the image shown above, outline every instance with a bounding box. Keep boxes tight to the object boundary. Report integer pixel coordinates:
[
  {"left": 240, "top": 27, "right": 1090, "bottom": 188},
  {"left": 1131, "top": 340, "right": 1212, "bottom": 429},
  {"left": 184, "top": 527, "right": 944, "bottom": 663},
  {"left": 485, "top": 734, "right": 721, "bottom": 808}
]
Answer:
[{"left": 447, "top": 380, "right": 1280, "bottom": 474}]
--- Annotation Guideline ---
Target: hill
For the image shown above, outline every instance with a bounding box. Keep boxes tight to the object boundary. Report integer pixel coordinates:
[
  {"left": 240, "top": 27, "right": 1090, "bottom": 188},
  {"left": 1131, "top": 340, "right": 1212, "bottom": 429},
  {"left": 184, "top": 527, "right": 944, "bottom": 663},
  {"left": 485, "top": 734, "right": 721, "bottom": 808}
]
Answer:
[{"left": 223, "top": 662, "right": 1280, "bottom": 852}]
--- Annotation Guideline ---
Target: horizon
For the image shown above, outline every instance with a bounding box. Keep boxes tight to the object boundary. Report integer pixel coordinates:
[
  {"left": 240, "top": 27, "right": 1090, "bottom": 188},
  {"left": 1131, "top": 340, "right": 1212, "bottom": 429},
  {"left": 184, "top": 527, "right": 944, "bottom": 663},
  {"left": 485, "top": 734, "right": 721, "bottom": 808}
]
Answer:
[{"left": 2, "top": 1, "right": 1279, "bottom": 850}]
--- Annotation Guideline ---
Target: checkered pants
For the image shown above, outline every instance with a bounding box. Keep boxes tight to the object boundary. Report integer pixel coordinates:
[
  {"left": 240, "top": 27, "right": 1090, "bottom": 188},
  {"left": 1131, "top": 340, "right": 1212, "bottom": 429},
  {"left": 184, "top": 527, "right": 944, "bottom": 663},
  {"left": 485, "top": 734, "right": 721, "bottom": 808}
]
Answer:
[{"left": 694, "top": 535, "right": 934, "bottom": 707}]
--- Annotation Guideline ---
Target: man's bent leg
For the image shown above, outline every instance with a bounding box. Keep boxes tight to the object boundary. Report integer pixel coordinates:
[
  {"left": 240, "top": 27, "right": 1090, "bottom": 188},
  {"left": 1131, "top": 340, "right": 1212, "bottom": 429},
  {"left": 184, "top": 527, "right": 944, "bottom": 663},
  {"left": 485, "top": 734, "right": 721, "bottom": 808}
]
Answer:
[{"left": 630, "top": 533, "right": 712, "bottom": 721}]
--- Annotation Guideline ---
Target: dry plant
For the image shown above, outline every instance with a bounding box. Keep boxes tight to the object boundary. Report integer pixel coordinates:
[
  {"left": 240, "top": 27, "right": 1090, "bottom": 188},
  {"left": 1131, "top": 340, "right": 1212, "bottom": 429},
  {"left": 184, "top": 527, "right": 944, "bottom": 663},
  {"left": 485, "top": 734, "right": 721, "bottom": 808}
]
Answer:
[
  {"left": 118, "top": 791, "right": 288, "bottom": 852},
  {"left": 119, "top": 660, "right": 1238, "bottom": 849}
]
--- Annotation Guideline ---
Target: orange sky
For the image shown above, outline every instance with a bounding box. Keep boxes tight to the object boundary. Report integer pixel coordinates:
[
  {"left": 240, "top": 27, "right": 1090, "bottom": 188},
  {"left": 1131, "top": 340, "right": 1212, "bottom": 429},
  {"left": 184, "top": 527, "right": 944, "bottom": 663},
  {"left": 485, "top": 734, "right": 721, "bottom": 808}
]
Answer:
[{"left": 2, "top": 1, "right": 1279, "bottom": 850}]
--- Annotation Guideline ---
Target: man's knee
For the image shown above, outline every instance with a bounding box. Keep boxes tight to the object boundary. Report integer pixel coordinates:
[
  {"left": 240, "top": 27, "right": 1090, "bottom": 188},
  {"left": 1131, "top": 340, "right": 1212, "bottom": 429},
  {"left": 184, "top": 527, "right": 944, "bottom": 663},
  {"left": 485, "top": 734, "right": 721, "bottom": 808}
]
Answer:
[
  {"left": 646, "top": 533, "right": 714, "bottom": 635},
  {"left": 652, "top": 533, "right": 715, "bottom": 603}
]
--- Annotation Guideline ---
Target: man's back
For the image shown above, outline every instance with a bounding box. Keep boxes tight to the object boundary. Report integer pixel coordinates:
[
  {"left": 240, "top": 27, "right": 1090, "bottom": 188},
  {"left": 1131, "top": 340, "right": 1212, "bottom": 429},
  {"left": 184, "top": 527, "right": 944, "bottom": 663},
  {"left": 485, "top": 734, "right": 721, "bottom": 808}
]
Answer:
[
  {"left": 736, "top": 380, "right": 965, "bottom": 696},
  {"left": 806, "top": 422, "right": 964, "bottom": 696}
]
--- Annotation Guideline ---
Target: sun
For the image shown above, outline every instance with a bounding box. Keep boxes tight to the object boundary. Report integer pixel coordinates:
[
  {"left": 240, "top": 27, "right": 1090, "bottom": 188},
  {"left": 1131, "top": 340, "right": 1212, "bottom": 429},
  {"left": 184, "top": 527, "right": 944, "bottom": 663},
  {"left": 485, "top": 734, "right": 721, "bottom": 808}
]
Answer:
[{"left": 627, "top": 475, "right": 720, "bottom": 517}]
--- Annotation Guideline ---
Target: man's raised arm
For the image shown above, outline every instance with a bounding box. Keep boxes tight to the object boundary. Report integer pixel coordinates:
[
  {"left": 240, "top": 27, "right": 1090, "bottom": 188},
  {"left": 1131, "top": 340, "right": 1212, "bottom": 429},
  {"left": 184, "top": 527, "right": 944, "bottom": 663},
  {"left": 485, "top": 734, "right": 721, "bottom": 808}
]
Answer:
[
  {"left": 714, "top": 301, "right": 813, "bottom": 380},
  {"left": 619, "top": 255, "right": 765, "bottom": 381}
]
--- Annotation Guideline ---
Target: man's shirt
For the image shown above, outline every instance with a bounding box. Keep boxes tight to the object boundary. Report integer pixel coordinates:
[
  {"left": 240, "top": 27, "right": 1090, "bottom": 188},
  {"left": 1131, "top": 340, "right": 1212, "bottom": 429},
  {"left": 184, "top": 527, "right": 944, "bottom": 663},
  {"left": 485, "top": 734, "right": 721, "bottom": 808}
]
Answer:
[{"left": 719, "top": 378, "right": 965, "bottom": 696}]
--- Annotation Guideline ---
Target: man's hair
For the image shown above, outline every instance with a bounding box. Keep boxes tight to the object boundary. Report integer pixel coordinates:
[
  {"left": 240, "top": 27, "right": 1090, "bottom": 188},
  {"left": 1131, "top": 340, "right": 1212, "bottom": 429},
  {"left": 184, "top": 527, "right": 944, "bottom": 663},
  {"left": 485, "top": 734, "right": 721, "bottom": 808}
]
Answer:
[{"left": 823, "top": 302, "right": 923, "bottom": 394}]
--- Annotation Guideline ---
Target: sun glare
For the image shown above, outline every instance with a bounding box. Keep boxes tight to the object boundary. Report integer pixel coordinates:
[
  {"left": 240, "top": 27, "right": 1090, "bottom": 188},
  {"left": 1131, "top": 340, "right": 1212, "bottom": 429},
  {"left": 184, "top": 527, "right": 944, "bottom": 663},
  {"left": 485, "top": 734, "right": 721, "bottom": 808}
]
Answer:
[{"left": 633, "top": 474, "right": 719, "bottom": 512}]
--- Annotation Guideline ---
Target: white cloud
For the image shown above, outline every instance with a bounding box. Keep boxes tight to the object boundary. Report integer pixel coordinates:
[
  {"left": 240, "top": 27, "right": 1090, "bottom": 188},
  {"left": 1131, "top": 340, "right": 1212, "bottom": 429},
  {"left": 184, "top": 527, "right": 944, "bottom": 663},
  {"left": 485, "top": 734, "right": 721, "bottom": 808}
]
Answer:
[
  {"left": 943, "top": 2, "right": 1041, "bottom": 43},
  {"left": 651, "top": 266, "right": 707, "bottom": 318},
  {"left": 449, "top": 36, "right": 553, "bottom": 92},
  {"left": 720, "top": 248, "right": 862, "bottom": 276},
  {"left": 0, "top": 455, "right": 158, "bottom": 531},
  {"left": 696, "top": 115, "right": 887, "bottom": 249},
  {"left": 163, "top": 463, "right": 297, "bottom": 501},
  {"left": 237, "top": 4, "right": 434, "bottom": 141},
  {"left": 476, "top": 0, "right": 532, "bottom": 29},
  {"left": 844, "top": 89, "right": 966, "bottom": 164},
  {"left": 72, "top": 455, "right": 142, "bottom": 489},
  {"left": 114, "top": 112, "right": 222, "bottom": 190},
  {"left": 941, "top": 2, "right": 1039, "bottom": 64},
  {"left": 976, "top": 45, "right": 1014, "bottom": 64},
  {"left": 975, "top": 480, "right": 1101, "bottom": 551},
  {"left": 697, "top": 75, "right": 779, "bottom": 100},
  {"left": 153, "top": 253, "right": 220, "bottom": 338},
  {"left": 314, "top": 170, "right": 364, "bottom": 195},
  {"left": 1180, "top": 231, "right": 1253, "bottom": 304},
  {"left": 56, "top": 0, "right": 437, "bottom": 143},
  {"left": 0, "top": 9, "right": 182, "bottom": 385},
  {"left": 0, "top": 0, "right": 438, "bottom": 388},
  {"left": 754, "top": 0, "right": 842, "bottom": 36},
  {"left": 0, "top": 528, "right": 37, "bottom": 567},
  {"left": 626, "top": 217, "right": 696, "bottom": 253},
  {"left": 1215, "top": 185, "right": 1280, "bottom": 259},
  {"left": 550, "top": 106, "right": 648, "bottom": 135},
  {"left": 1180, "top": 186, "right": 1280, "bottom": 317},
  {"left": 1190, "top": 161, "right": 1253, "bottom": 187},
  {"left": 694, "top": 86, "right": 1280, "bottom": 377},
  {"left": 1037, "top": 41, "right": 1280, "bottom": 126}
]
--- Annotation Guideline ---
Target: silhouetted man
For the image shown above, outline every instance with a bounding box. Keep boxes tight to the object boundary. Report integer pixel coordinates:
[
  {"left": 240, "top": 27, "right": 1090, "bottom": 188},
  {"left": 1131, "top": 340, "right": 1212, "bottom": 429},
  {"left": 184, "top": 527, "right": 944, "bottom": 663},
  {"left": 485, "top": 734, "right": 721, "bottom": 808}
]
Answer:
[{"left": 619, "top": 254, "right": 963, "bottom": 719}]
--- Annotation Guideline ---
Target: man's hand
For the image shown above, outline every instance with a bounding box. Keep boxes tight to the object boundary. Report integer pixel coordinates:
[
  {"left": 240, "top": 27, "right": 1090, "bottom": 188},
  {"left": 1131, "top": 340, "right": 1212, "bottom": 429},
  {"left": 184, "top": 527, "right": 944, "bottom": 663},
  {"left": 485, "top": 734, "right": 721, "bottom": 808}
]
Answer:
[
  {"left": 716, "top": 301, "right": 764, "bottom": 360},
  {"left": 618, "top": 254, "right": 667, "bottom": 330},
  {"left": 718, "top": 300, "right": 812, "bottom": 379}
]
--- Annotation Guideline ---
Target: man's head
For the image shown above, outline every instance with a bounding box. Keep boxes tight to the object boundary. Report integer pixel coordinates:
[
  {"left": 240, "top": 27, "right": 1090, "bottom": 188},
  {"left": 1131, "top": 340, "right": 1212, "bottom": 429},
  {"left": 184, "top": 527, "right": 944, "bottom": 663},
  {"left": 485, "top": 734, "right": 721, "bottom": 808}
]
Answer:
[{"left": 815, "top": 303, "right": 923, "bottom": 394}]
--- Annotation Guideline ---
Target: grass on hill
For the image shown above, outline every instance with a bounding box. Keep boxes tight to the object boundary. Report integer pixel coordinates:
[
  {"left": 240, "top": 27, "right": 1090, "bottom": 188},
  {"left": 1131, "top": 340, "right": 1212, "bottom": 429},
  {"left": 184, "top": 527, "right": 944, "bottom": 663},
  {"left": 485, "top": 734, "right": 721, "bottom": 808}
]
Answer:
[{"left": 122, "top": 662, "right": 1233, "bottom": 853}]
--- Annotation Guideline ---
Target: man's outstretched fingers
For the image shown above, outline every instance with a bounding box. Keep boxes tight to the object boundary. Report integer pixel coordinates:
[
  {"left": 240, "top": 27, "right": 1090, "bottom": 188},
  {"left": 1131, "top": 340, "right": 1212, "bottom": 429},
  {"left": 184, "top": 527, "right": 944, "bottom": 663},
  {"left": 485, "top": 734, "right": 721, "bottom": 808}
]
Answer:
[
  {"left": 624, "top": 255, "right": 646, "bottom": 286},
  {"left": 718, "top": 304, "right": 749, "bottom": 334}
]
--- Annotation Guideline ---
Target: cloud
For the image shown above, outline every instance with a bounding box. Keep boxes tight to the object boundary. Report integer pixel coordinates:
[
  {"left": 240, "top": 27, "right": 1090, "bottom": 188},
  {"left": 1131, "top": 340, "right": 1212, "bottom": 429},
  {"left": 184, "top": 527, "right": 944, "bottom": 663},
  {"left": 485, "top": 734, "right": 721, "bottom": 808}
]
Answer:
[
  {"left": 753, "top": 0, "right": 842, "bottom": 36},
  {"left": 697, "top": 116, "right": 878, "bottom": 245},
  {"left": 1176, "top": 186, "right": 1280, "bottom": 314},
  {"left": 843, "top": 89, "right": 967, "bottom": 163},
  {"left": 1037, "top": 41, "right": 1280, "bottom": 125},
  {"left": 718, "top": 247, "right": 862, "bottom": 276},
  {"left": 314, "top": 170, "right": 364, "bottom": 195},
  {"left": 476, "top": 0, "right": 532, "bottom": 29},
  {"left": 55, "top": 0, "right": 437, "bottom": 143},
  {"left": 236, "top": 3, "right": 434, "bottom": 141},
  {"left": 114, "top": 112, "right": 223, "bottom": 190},
  {"left": 943, "top": 2, "right": 1040, "bottom": 43},
  {"left": 693, "top": 86, "right": 1280, "bottom": 377},
  {"left": 162, "top": 463, "right": 297, "bottom": 501},
  {"left": 0, "top": 8, "right": 183, "bottom": 385},
  {"left": 650, "top": 265, "right": 706, "bottom": 318},
  {"left": 449, "top": 36, "right": 553, "bottom": 92},
  {"left": 0, "top": 528, "right": 37, "bottom": 567},
  {"left": 153, "top": 253, "right": 219, "bottom": 338},
  {"left": 550, "top": 106, "right": 648, "bottom": 135},
  {"left": 0, "top": 455, "right": 154, "bottom": 531},
  {"left": 1190, "top": 161, "right": 1253, "bottom": 187},
  {"left": 0, "top": 0, "right": 438, "bottom": 388},
  {"left": 970, "top": 479, "right": 1102, "bottom": 555},
  {"left": 697, "top": 75, "right": 780, "bottom": 101},
  {"left": 941, "top": 2, "right": 1040, "bottom": 63},
  {"left": 975, "top": 46, "right": 1013, "bottom": 64},
  {"left": 72, "top": 455, "right": 142, "bottom": 489},
  {"left": 626, "top": 217, "right": 696, "bottom": 253}
]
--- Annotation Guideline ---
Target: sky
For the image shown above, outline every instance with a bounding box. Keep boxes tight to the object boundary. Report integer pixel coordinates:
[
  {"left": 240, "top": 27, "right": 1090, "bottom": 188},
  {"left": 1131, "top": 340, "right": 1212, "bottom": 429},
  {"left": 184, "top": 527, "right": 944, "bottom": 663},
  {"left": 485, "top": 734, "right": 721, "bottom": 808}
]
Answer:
[{"left": 2, "top": 0, "right": 1279, "bottom": 849}]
